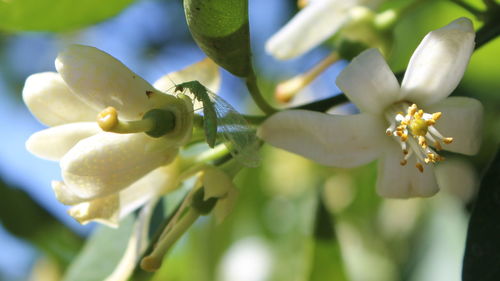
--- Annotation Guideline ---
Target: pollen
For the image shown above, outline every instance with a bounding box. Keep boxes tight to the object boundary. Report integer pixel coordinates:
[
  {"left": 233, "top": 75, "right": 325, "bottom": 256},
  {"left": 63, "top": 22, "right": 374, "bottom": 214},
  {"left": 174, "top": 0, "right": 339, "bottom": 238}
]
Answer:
[{"left": 385, "top": 103, "right": 454, "bottom": 172}]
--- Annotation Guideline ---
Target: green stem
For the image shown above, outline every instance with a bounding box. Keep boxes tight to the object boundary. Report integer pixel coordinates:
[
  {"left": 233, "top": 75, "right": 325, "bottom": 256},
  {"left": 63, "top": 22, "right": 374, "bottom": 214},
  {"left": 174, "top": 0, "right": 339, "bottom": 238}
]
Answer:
[
  {"left": 245, "top": 69, "right": 277, "bottom": 115},
  {"left": 194, "top": 144, "right": 230, "bottom": 163},
  {"left": 141, "top": 208, "right": 200, "bottom": 272},
  {"left": 294, "top": 94, "right": 349, "bottom": 112},
  {"left": 243, "top": 114, "right": 268, "bottom": 125},
  {"left": 449, "top": 0, "right": 484, "bottom": 16},
  {"left": 483, "top": 0, "right": 498, "bottom": 9},
  {"left": 475, "top": 6, "right": 500, "bottom": 49}
]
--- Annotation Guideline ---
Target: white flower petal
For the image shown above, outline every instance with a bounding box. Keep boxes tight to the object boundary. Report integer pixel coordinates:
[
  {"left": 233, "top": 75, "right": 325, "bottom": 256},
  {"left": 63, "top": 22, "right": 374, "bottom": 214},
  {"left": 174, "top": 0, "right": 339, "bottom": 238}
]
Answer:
[
  {"left": 258, "top": 110, "right": 387, "bottom": 168},
  {"left": 61, "top": 132, "right": 178, "bottom": 200},
  {"left": 68, "top": 194, "right": 120, "bottom": 227},
  {"left": 26, "top": 122, "right": 100, "bottom": 161},
  {"left": 266, "top": 0, "right": 357, "bottom": 59},
  {"left": 23, "top": 72, "right": 97, "bottom": 126},
  {"left": 214, "top": 187, "right": 239, "bottom": 224},
  {"left": 118, "top": 164, "right": 181, "bottom": 219},
  {"left": 435, "top": 158, "right": 478, "bottom": 202},
  {"left": 336, "top": 49, "right": 400, "bottom": 115},
  {"left": 55, "top": 45, "right": 175, "bottom": 120},
  {"left": 52, "top": 180, "right": 87, "bottom": 205},
  {"left": 202, "top": 167, "right": 234, "bottom": 200},
  {"left": 426, "top": 97, "right": 483, "bottom": 155},
  {"left": 376, "top": 145, "right": 439, "bottom": 198},
  {"left": 154, "top": 58, "right": 221, "bottom": 94},
  {"left": 401, "top": 18, "right": 475, "bottom": 105},
  {"left": 63, "top": 163, "right": 180, "bottom": 227}
]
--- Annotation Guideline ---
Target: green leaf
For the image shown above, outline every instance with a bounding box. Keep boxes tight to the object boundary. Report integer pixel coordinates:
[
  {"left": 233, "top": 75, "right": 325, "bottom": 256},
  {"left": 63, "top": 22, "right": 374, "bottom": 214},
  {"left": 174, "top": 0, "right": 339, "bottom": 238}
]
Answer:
[
  {"left": 183, "top": 0, "right": 252, "bottom": 77},
  {"left": 462, "top": 146, "right": 500, "bottom": 281},
  {"left": 62, "top": 216, "right": 134, "bottom": 281},
  {"left": 0, "top": 0, "right": 135, "bottom": 32},
  {"left": 309, "top": 195, "right": 347, "bottom": 281},
  {"left": 0, "top": 178, "right": 83, "bottom": 268}
]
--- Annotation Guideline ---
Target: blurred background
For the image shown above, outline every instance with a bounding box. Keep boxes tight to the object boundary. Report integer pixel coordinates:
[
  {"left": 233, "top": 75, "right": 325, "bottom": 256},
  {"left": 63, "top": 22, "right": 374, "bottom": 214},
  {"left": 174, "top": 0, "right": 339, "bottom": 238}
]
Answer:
[{"left": 0, "top": 0, "right": 499, "bottom": 280}]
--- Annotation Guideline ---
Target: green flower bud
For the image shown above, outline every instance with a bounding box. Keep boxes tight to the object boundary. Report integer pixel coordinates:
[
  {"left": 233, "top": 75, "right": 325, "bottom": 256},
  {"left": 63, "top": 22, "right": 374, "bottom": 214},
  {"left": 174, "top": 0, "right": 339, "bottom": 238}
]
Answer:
[{"left": 184, "top": 0, "right": 252, "bottom": 77}]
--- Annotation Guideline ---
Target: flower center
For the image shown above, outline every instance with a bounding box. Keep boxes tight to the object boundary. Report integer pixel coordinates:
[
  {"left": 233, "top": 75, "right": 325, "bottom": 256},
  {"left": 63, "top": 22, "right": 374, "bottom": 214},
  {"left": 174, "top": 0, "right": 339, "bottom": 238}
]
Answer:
[{"left": 385, "top": 102, "right": 453, "bottom": 172}]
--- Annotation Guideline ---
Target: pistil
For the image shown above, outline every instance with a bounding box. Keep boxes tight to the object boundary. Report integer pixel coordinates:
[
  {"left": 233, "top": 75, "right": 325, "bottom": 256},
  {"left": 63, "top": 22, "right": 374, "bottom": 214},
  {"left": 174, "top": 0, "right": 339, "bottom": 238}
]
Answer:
[{"left": 97, "top": 106, "right": 176, "bottom": 138}]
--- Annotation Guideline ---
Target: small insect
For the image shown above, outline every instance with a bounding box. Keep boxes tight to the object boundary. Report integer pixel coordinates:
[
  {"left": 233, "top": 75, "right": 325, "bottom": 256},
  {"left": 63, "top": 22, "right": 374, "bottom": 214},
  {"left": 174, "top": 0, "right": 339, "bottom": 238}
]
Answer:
[{"left": 174, "top": 80, "right": 261, "bottom": 168}]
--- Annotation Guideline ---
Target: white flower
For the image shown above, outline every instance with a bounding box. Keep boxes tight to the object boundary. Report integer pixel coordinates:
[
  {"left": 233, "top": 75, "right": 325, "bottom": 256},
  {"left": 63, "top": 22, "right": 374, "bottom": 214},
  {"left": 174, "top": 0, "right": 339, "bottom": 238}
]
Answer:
[
  {"left": 24, "top": 45, "right": 220, "bottom": 226},
  {"left": 259, "top": 18, "right": 483, "bottom": 198},
  {"left": 202, "top": 166, "right": 239, "bottom": 224},
  {"left": 266, "top": 0, "right": 383, "bottom": 59}
]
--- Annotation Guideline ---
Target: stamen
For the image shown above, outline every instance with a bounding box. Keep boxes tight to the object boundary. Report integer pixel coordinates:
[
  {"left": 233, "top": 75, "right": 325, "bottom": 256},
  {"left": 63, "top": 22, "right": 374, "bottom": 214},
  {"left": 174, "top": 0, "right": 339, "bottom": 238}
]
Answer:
[
  {"left": 274, "top": 52, "right": 339, "bottom": 103},
  {"left": 434, "top": 141, "right": 442, "bottom": 150},
  {"left": 443, "top": 137, "right": 453, "bottom": 144},
  {"left": 432, "top": 112, "right": 442, "bottom": 120},
  {"left": 385, "top": 102, "right": 453, "bottom": 172},
  {"left": 297, "top": 0, "right": 309, "bottom": 8},
  {"left": 386, "top": 120, "right": 396, "bottom": 136},
  {"left": 415, "top": 162, "right": 424, "bottom": 173}
]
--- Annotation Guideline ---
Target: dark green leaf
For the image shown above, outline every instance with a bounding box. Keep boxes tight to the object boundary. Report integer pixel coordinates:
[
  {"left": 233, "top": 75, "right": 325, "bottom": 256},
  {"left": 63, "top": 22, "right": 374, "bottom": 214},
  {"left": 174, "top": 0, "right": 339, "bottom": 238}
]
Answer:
[
  {"left": 183, "top": 0, "right": 251, "bottom": 77},
  {"left": 463, "top": 146, "right": 500, "bottom": 281},
  {"left": 0, "top": 0, "right": 135, "bottom": 32},
  {"left": 309, "top": 194, "right": 347, "bottom": 281},
  {"left": 0, "top": 178, "right": 82, "bottom": 268},
  {"left": 62, "top": 216, "right": 134, "bottom": 281}
]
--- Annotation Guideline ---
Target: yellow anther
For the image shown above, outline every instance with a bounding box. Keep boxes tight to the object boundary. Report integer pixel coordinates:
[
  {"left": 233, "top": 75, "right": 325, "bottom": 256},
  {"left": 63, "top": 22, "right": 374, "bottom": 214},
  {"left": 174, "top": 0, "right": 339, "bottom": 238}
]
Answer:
[
  {"left": 425, "top": 153, "right": 437, "bottom": 163},
  {"left": 426, "top": 119, "right": 436, "bottom": 126},
  {"left": 415, "top": 163, "right": 424, "bottom": 173},
  {"left": 408, "top": 104, "right": 417, "bottom": 115},
  {"left": 97, "top": 107, "right": 118, "bottom": 131},
  {"left": 297, "top": 0, "right": 309, "bottom": 9},
  {"left": 418, "top": 136, "right": 427, "bottom": 148},
  {"left": 443, "top": 137, "right": 453, "bottom": 144},
  {"left": 400, "top": 134, "right": 408, "bottom": 142},
  {"left": 432, "top": 112, "right": 442, "bottom": 120}
]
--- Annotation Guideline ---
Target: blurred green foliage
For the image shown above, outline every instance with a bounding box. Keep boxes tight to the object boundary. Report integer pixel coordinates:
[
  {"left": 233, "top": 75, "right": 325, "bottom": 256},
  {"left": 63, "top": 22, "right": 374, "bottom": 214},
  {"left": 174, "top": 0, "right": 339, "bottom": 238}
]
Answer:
[
  {"left": 0, "top": 177, "right": 82, "bottom": 268},
  {"left": 0, "top": 0, "right": 135, "bottom": 31}
]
